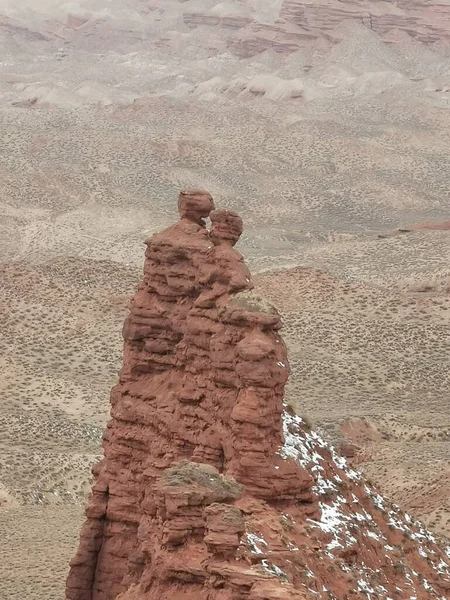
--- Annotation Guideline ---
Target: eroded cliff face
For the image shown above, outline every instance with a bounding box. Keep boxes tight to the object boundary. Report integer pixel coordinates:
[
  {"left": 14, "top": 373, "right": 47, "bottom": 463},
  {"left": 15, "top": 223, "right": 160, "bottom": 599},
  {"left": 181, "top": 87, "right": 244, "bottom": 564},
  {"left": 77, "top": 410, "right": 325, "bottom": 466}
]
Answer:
[
  {"left": 184, "top": 0, "right": 450, "bottom": 57},
  {"left": 67, "top": 191, "right": 450, "bottom": 600},
  {"left": 279, "top": 0, "right": 450, "bottom": 43}
]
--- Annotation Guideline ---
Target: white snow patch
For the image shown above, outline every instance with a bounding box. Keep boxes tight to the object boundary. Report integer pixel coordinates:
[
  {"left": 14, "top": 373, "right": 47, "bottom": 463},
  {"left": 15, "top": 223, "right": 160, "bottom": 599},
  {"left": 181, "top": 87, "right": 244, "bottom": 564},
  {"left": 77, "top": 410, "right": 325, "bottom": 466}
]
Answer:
[
  {"left": 358, "top": 579, "right": 375, "bottom": 594},
  {"left": 261, "top": 560, "right": 287, "bottom": 579},
  {"left": 246, "top": 533, "right": 267, "bottom": 555}
]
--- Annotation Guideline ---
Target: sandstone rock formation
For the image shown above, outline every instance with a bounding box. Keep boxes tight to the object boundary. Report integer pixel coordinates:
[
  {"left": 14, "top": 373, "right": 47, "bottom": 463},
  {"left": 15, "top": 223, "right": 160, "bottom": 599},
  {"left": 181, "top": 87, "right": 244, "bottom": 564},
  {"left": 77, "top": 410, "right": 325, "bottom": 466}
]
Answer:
[
  {"left": 279, "top": 0, "right": 450, "bottom": 44},
  {"left": 67, "top": 191, "right": 450, "bottom": 600},
  {"left": 4, "top": 0, "right": 450, "bottom": 61},
  {"left": 184, "top": 0, "right": 450, "bottom": 57}
]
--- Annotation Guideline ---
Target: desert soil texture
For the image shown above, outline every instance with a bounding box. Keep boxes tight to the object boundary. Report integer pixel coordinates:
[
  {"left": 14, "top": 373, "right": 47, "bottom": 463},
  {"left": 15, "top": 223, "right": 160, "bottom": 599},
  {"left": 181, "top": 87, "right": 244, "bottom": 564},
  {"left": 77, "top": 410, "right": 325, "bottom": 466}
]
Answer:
[{"left": 0, "top": 1, "right": 450, "bottom": 599}]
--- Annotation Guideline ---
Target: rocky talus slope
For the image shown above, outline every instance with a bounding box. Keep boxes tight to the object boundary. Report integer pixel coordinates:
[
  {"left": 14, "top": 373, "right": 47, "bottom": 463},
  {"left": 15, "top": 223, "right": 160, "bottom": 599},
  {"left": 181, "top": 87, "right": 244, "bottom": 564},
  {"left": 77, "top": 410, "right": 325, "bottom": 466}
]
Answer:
[{"left": 66, "top": 192, "right": 450, "bottom": 600}]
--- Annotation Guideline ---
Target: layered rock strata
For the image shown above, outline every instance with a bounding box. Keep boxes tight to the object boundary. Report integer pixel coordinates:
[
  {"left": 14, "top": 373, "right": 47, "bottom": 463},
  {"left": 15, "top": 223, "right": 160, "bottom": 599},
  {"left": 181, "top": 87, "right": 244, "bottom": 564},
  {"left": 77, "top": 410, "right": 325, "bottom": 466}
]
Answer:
[
  {"left": 67, "top": 191, "right": 450, "bottom": 600},
  {"left": 280, "top": 0, "right": 450, "bottom": 44},
  {"left": 184, "top": 0, "right": 450, "bottom": 57}
]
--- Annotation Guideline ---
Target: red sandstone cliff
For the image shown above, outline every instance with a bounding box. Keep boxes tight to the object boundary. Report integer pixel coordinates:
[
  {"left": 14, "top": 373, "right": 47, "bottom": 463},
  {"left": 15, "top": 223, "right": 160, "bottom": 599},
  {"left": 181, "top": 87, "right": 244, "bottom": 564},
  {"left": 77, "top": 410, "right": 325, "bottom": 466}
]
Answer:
[
  {"left": 4, "top": 0, "right": 450, "bottom": 59},
  {"left": 184, "top": 0, "right": 450, "bottom": 57},
  {"left": 67, "top": 191, "right": 450, "bottom": 600}
]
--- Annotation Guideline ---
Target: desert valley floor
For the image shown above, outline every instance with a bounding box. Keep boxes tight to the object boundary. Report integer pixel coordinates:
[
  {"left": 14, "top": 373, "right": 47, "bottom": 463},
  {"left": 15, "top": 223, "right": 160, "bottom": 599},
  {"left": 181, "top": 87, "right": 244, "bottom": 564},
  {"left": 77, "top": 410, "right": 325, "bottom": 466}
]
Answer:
[{"left": 1, "top": 1, "right": 450, "bottom": 598}]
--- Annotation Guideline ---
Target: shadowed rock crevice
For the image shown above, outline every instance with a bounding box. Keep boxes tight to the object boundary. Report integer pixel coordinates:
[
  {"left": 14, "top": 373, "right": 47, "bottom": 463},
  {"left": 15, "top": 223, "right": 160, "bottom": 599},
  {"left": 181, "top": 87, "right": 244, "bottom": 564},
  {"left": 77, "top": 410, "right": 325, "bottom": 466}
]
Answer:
[{"left": 66, "top": 191, "right": 450, "bottom": 600}]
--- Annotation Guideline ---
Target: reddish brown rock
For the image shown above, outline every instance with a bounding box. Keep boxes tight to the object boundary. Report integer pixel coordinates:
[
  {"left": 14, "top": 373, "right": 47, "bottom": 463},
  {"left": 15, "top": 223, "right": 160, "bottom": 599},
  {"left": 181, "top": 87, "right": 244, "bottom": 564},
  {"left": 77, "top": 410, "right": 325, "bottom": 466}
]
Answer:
[
  {"left": 178, "top": 189, "right": 215, "bottom": 224},
  {"left": 67, "top": 191, "right": 450, "bottom": 600},
  {"left": 279, "top": 0, "right": 450, "bottom": 46},
  {"left": 210, "top": 209, "right": 243, "bottom": 246},
  {"left": 184, "top": 0, "right": 450, "bottom": 57}
]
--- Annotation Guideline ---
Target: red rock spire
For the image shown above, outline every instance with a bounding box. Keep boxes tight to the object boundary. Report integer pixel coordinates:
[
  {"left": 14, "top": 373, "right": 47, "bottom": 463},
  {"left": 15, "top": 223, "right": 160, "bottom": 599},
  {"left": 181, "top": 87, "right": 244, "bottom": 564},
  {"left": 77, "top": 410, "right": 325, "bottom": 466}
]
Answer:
[{"left": 67, "top": 192, "right": 450, "bottom": 600}]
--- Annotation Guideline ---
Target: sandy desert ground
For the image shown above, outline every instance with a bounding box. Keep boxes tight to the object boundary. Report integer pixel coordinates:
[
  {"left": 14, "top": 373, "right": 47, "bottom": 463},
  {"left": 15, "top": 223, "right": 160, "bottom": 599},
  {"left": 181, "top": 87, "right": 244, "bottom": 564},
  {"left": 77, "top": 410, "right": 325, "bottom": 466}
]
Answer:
[{"left": 0, "top": 1, "right": 450, "bottom": 598}]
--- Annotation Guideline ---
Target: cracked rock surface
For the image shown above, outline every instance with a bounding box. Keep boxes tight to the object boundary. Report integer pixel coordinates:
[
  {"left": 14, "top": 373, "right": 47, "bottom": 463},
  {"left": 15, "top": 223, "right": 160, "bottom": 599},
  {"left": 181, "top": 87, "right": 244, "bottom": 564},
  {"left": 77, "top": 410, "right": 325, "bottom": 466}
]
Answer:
[{"left": 67, "top": 192, "right": 450, "bottom": 600}]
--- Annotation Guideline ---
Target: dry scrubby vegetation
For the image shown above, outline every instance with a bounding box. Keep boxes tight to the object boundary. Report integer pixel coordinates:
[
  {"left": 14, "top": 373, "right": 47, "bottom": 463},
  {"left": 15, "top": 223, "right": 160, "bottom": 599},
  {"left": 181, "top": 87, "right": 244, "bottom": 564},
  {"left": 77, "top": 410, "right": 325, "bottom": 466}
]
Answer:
[
  {"left": 254, "top": 259, "right": 450, "bottom": 536},
  {"left": 1, "top": 98, "right": 450, "bottom": 599},
  {"left": 0, "top": 506, "right": 83, "bottom": 600},
  {"left": 0, "top": 259, "right": 136, "bottom": 507},
  {"left": 1, "top": 5, "right": 450, "bottom": 599}
]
